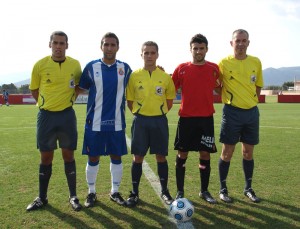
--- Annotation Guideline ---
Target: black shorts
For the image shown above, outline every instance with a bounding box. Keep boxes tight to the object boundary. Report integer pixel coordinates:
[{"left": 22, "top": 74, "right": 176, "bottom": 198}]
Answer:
[
  {"left": 131, "top": 114, "right": 169, "bottom": 156},
  {"left": 37, "top": 107, "right": 77, "bottom": 151},
  {"left": 220, "top": 105, "right": 259, "bottom": 145},
  {"left": 174, "top": 116, "right": 217, "bottom": 153}
]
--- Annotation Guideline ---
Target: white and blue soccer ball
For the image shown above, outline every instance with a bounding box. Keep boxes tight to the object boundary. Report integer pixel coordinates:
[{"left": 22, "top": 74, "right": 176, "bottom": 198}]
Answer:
[{"left": 169, "top": 198, "right": 194, "bottom": 222}]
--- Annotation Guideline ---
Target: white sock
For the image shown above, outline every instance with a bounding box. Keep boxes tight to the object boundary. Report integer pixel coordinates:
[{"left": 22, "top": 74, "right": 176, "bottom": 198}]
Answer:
[
  {"left": 86, "top": 162, "right": 99, "bottom": 194},
  {"left": 110, "top": 162, "right": 123, "bottom": 194}
]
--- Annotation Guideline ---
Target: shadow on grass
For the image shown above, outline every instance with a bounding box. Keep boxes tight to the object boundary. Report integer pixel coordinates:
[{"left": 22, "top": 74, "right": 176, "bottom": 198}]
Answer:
[
  {"left": 80, "top": 199, "right": 176, "bottom": 228},
  {"left": 190, "top": 198, "right": 299, "bottom": 229},
  {"left": 45, "top": 204, "right": 93, "bottom": 229},
  {"left": 262, "top": 199, "right": 300, "bottom": 217},
  {"left": 238, "top": 198, "right": 300, "bottom": 226},
  {"left": 133, "top": 199, "right": 177, "bottom": 228},
  {"left": 192, "top": 201, "right": 249, "bottom": 228}
]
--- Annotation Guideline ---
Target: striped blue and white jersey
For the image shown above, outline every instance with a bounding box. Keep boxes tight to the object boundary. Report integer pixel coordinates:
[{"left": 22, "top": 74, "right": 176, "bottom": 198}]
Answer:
[{"left": 79, "top": 59, "right": 132, "bottom": 131}]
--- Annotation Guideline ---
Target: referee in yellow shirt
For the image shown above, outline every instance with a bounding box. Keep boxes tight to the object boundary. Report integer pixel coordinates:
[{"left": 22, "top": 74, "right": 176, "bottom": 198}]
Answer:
[
  {"left": 218, "top": 29, "right": 264, "bottom": 203},
  {"left": 125, "top": 41, "right": 176, "bottom": 207},
  {"left": 27, "top": 31, "right": 82, "bottom": 211}
]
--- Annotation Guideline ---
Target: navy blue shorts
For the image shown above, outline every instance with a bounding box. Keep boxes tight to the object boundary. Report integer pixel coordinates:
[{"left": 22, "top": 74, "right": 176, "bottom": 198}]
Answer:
[
  {"left": 131, "top": 114, "right": 169, "bottom": 156},
  {"left": 37, "top": 107, "right": 77, "bottom": 151},
  {"left": 174, "top": 116, "right": 217, "bottom": 153},
  {"left": 82, "top": 129, "right": 127, "bottom": 156},
  {"left": 219, "top": 105, "right": 259, "bottom": 145}
]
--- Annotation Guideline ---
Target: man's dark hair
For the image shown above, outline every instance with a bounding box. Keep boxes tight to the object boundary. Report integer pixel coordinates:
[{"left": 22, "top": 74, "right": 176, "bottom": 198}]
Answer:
[
  {"left": 190, "top": 34, "right": 208, "bottom": 47},
  {"left": 141, "top": 41, "right": 159, "bottom": 52},
  {"left": 101, "top": 32, "right": 119, "bottom": 46},
  {"left": 50, "top": 31, "right": 68, "bottom": 43}
]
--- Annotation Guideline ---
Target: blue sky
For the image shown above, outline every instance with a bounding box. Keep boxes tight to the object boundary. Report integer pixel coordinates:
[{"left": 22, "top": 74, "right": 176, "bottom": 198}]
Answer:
[{"left": 0, "top": 0, "right": 299, "bottom": 85}]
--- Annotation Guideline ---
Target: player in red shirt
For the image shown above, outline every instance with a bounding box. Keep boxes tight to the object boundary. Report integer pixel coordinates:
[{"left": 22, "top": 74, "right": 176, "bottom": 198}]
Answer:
[{"left": 172, "top": 33, "right": 221, "bottom": 204}]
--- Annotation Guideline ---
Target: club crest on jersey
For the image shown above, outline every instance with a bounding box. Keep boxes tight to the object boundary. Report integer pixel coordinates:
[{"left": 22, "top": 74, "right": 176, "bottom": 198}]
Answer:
[
  {"left": 118, "top": 68, "right": 124, "bottom": 76},
  {"left": 250, "top": 75, "right": 256, "bottom": 83},
  {"left": 213, "top": 70, "right": 217, "bottom": 78},
  {"left": 69, "top": 79, "right": 75, "bottom": 88},
  {"left": 155, "top": 86, "right": 164, "bottom": 96}
]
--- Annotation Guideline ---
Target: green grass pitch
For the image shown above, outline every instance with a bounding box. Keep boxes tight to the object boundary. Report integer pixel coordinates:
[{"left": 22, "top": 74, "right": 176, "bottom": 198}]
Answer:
[{"left": 0, "top": 98, "right": 299, "bottom": 228}]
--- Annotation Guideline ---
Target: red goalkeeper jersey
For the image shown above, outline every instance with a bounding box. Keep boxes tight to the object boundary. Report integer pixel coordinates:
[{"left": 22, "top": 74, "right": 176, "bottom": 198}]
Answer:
[{"left": 172, "top": 61, "right": 220, "bottom": 117}]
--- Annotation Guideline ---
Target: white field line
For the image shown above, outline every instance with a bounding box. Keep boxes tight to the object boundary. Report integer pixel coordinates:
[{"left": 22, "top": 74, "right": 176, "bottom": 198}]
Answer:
[{"left": 125, "top": 135, "right": 195, "bottom": 229}]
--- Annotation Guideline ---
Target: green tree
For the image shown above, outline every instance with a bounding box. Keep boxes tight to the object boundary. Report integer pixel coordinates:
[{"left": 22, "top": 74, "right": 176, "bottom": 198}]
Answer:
[
  {"left": 1, "top": 83, "right": 18, "bottom": 94},
  {"left": 282, "top": 81, "right": 294, "bottom": 90},
  {"left": 265, "top": 85, "right": 281, "bottom": 90},
  {"left": 18, "top": 84, "right": 31, "bottom": 94}
]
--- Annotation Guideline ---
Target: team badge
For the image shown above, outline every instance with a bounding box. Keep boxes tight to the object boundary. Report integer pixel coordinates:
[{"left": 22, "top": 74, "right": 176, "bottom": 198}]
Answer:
[
  {"left": 69, "top": 79, "right": 75, "bottom": 88},
  {"left": 155, "top": 86, "right": 164, "bottom": 96},
  {"left": 250, "top": 75, "right": 256, "bottom": 83},
  {"left": 119, "top": 68, "right": 124, "bottom": 76}
]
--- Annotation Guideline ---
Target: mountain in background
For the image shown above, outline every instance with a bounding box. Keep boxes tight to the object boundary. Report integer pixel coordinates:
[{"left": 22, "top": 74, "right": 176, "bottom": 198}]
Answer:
[
  {"left": 263, "top": 66, "right": 300, "bottom": 86},
  {"left": 14, "top": 78, "right": 30, "bottom": 87},
  {"left": 8, "top": 66, "right": 300, "bottom": 88}
]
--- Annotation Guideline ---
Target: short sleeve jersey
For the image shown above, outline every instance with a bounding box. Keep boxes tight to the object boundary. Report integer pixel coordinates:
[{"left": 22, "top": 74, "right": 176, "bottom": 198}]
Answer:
[
  {"left": 172, "top": 61, "right": 220, "bottom": 117},
  {"left": 218, "top": 55, "right": 264, "bottom": 109},
  {"left": 30, "top": 56, "right": 82, "bottom": 111},
  {"left": 79, "top": 59, "right": 132, "bottom": 132},
  {"left": 126, "top": 67, "right": 176, "bottom": 116}
]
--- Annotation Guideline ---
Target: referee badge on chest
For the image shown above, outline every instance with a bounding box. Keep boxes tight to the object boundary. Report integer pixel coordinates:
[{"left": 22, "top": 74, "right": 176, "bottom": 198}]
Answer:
[
  {"left": 250, "top": 75, "right": 256, "bottom": 84},
  {"left": 69, "top": 79, "right": 75, "bottom": 88},
  {"left": 155, "top": 86, "right": 164, "bottom": 96}
]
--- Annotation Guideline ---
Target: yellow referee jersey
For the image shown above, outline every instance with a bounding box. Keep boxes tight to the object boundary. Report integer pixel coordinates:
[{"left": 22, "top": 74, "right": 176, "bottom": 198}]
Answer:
[
  {"left": 126, "top": 67, "right": 176, "bottom": 116},
  {"left": 30, "top": 56, "right": 82, "bottom": 111},
  {"left": 219, "top": 55, "right": 264, "bottom": 109}
]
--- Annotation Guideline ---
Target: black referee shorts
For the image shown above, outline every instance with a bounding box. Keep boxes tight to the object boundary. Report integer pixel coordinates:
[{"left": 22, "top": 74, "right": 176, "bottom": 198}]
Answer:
[
  {"left": 174, "top": 116, "right": 217, "bottom": 153},
  {"left": 131, "top": 114, "right": 169, "bottom": 156},
  {"left": 37, "top": 107, "right": 77, "bottom": 152}
]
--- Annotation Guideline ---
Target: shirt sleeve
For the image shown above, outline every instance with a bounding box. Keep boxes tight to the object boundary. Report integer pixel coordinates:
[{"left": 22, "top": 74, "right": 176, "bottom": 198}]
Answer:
[
  {"left": 79, "top": 64, "right": 92, "bottom": 90},
  {"left": 74, "top": 60, "right": 82, "bottom": 86},
  {"left": 29, "top": 62, "right": 41, "bottom": 90},
  {"left": 166, "top": 76, "right": 176, "bottom": 99},
  {"left": 255, "top": 58, "right": 264, "bottom": 88},
  {"left": 172, "top": 66, "right": 181, "bottom": 91},
  {"left": 126, "top": 73, "right": 135, "bottom": 101}
]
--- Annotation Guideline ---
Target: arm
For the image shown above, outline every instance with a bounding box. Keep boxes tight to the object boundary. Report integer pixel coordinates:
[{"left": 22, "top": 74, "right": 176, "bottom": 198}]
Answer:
[
  {"left": 256, "top": 86, "right": 262, "bottom": 97},
  {"left": 127, "top": 100, "right": 133, "bottom": 112},
  {"left": 75, "top": 85, "right": 87, "bottom": 99},
  {"left": 31, "top": 89, "right": 39, "bottom": 102},
  {"left": 214, "top": 67, "right": 222, "bottom": 95},
  {"left": 214, "top": 86, "right": 222, "bottom": 95},
  {"left": 167, "top": 99, "right": 173, "bottom": 111}
]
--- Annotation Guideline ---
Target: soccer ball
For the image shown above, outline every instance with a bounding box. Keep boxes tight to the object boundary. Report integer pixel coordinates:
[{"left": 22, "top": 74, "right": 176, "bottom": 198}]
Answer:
[{"left": 169, "top": 198, "right": 194, "bottom": 222}]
